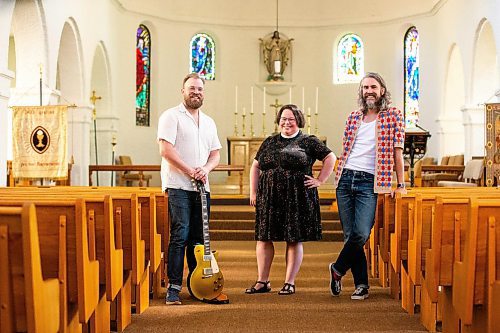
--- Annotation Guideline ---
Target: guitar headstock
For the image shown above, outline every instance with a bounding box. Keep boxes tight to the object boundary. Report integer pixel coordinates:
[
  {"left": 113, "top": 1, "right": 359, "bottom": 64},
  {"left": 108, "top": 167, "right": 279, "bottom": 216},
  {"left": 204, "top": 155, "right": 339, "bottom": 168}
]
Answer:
[{"left": 191, "top": 178, "right": 206, "bottom": 194}]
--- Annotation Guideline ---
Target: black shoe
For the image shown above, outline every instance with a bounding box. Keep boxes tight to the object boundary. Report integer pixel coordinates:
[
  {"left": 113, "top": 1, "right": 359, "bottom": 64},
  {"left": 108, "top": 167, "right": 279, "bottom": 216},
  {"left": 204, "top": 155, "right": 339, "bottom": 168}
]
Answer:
[
  {"left": 245, "top": 281, "right": 271, "bottom": 294},
  {"left": 351, "top": 287, "right": 369, "bottom": 300},
  {"left": 277, "top": 283, "right": 295, "bottom": 295},
  {"left": 329, "top": 263, "right": 342, "bottom": 297}
]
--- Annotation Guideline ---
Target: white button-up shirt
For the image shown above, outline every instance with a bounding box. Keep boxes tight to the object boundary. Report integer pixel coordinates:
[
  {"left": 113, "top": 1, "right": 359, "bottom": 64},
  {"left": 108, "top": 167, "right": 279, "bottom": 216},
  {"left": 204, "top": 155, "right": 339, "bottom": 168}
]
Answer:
[{"left": 157, "top": 103, "right": 222, "bottom": 192}]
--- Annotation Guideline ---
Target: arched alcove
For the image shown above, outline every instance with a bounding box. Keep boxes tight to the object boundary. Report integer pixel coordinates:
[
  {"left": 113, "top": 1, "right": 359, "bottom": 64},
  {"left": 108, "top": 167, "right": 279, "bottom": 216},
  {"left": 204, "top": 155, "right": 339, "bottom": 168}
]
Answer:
[
  {"left": 57, "top": 18, "right": 89, "bottom": 185},
  {"left": 90, "top": 42, "right": 114, "bottom": 186},
  {"left": 437, "top": 44, "right": 465, "bottom": 158},
  {"left": 464, "top": 19, "right": 499, "bottom": 162},
  {"left": 10, "top": 0, "right": 49, "bottom": 92},
  {"left": 471, "top": 20, "right": 499, "bottom": 103}
]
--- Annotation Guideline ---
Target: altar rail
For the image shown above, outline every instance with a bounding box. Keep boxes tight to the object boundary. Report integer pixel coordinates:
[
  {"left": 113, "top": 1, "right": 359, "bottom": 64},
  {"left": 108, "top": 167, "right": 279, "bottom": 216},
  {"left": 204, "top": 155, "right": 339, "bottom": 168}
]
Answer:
[{"left": 88, "top": 164, "right": 245, "bottom": 193}]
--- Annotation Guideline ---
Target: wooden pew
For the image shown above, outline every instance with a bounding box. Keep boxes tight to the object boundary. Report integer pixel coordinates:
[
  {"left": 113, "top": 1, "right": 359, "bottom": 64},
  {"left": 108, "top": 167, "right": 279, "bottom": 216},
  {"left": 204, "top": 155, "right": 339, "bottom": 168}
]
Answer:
[
  {"left": 0, "top": 187, "right": 150, "bottom": 327},
  {"left": 0, "top": 198, "right": 100, "bottom": 331},
  {"left": 487, "top": 213, "right": 500, "bottom": 333},
  {"left": 0, "top": 203, "right": 60, "bottom": 333},
  {"left": 453, "top": 198, "right": 500, "bottom": 330}
]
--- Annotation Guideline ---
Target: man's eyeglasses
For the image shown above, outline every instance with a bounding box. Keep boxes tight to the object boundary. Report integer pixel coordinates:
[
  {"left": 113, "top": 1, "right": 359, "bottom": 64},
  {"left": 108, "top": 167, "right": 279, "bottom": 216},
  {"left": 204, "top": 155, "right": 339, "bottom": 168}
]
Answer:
[{"left": 280, "top": 117, "right": 296, "bottom": 123}]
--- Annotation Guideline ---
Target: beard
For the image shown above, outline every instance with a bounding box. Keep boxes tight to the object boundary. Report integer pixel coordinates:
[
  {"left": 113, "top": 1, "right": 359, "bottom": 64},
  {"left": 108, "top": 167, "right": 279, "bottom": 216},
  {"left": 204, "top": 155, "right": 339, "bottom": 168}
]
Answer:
[
  {"left": 184, "top": 94, "right": 203, "bottom": 109},
  {"left": 363, "top": 94, "right": 379, "bottom": 110}
]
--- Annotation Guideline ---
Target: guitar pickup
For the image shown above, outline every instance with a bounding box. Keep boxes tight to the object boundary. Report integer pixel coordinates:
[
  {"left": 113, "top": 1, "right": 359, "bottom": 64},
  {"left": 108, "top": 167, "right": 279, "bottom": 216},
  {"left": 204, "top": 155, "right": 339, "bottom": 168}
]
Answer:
[{"left": 203, "top": 268, "right": 214, "bottom": 275}]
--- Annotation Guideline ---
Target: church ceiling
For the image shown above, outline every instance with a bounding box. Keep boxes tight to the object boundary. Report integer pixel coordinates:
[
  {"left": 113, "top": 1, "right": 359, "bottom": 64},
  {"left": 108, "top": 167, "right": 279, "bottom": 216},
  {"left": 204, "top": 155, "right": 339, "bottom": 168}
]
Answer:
[{"left": 114, "top": 0, "right": 445, "bottom": 27}]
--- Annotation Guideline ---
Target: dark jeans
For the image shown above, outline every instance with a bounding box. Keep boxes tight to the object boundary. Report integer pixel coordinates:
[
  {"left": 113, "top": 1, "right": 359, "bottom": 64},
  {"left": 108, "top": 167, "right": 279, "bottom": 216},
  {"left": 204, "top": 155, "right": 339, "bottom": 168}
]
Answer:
[
  {"left": 166, "top": 188, "right": 210, "bottom": 289},
  {"left": 333, "top": 169, "right": 378, "bottom": 289}
]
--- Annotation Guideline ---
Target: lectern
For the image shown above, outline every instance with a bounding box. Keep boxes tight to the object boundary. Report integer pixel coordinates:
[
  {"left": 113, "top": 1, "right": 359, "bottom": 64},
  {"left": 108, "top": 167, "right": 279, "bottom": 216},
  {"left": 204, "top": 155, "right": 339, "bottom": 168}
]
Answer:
[{"left": 403, "top": 125, "right": 431, "bottom": 187}]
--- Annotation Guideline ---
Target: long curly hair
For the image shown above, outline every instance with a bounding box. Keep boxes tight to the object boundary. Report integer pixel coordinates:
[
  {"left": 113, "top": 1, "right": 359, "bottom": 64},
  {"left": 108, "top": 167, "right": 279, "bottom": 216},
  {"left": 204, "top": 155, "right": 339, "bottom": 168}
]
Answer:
[{"left": 357, "top": 72, "right": 392, "bottom": 113}]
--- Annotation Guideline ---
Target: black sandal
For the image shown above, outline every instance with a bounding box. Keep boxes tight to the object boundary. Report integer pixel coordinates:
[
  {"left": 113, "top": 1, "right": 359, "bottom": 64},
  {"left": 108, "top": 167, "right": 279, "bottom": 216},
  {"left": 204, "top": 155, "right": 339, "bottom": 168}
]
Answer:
[
  {"left": 245, "top": 281, "right": 271, "bottom": 294},
  {"left": 278, "top": 283, "right": 295, "bottom": 295}
]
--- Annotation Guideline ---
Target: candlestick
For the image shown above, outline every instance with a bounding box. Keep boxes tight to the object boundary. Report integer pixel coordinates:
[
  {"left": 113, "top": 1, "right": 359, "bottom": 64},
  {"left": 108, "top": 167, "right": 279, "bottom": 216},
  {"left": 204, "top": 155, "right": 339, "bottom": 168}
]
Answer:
[
  {"left": 289, "top": 87, "right": 292, "bottom": 104},
  {"left": 262, "top": 111, "right": 266, "bottom": 137},
  {"left": 233, "top": 102, "right": 239, "bottom": 136},
  {"left": 307, "top": 107, "right": 311, "bottom": 135},
  {"left": 314, "top": 112, "right": 319, "bottom": 135},
  {"left": 242, "top": 107, "right": 246, "bottom": 137},
  {"left": 250, "top": 110, "right": 255, "bottom": 137}
]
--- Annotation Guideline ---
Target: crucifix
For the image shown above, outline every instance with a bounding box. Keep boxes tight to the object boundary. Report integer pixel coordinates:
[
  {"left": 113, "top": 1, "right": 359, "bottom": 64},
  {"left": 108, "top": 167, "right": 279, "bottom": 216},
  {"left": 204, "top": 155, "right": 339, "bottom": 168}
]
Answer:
[
  {"left": 270, "top": 98, "right": 282, "bottom": 133},
  {"left": 90, "top": 90, "right": 102, "bottom": 185}
]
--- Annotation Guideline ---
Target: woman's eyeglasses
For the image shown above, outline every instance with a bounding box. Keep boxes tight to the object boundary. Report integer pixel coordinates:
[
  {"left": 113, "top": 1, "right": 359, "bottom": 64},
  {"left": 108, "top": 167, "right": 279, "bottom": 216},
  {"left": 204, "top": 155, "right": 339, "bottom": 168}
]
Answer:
[{"left": 280, "top": 117, "right": 296, "bottom": 123}]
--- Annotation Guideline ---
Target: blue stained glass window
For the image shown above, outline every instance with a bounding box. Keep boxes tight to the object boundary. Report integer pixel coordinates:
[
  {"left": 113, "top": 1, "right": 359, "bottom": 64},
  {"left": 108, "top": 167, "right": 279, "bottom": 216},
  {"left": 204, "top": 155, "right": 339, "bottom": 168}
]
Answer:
[
  {"left": 404, "top": 27, "right": 419, "bottom": 128},
  {"left": 136, "top": 24, "right": 151, "bottom": 126},
  {"left": 336, "top": 34, "right": 364, "bottom": 83},
  {"left": 190, "top": 33, "right": 215, "bottom": 80}
]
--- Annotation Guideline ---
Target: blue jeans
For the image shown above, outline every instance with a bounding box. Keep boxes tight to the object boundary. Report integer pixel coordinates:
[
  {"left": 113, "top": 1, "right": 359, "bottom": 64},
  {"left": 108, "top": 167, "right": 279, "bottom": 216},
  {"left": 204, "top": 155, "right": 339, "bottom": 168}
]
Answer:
[
  {"left": 166, "top": 188, "right": 210, "bottom": 289},
  {"left": 333, "top": 169, "right": 378, "bottom": 289}
]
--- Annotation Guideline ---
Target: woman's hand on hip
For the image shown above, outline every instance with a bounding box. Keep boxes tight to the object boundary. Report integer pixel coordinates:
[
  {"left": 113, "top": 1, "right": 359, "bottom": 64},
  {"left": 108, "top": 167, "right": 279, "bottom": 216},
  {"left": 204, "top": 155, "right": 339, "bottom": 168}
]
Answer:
[{"left": 304, "top": 175, "right": 322, "bottom": 188}]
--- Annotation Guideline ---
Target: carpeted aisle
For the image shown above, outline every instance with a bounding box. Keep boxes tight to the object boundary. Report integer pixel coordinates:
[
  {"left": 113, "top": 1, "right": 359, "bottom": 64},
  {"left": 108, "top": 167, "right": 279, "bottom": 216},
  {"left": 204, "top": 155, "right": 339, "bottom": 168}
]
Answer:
[{"left": 124, "top": 241, "right": 427, "bottom": 332}]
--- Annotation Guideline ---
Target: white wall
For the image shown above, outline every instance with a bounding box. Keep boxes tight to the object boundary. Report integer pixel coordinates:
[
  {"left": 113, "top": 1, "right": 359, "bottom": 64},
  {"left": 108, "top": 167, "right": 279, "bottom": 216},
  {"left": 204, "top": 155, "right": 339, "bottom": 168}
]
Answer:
[{"left": 1, "top": 0, "right": 499, "bottom": 186}]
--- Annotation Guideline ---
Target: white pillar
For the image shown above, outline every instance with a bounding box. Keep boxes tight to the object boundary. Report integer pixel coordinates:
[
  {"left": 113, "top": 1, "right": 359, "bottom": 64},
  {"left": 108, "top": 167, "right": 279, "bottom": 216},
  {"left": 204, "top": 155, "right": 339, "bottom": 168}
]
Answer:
[
  {"left": 90, "top": 114, "right": 119, "bottom": 186},
  {"left": 435, "top": 116, "right": 465, "bottom": 159},
  {"left": 68, "top": 106, "right": 92, "bottom": 185},
  {"left": 461, "top": 104, "right": 485, "bottom": 162},
  {"left": 0, "top": 68, "right": 15, "bottom": 186}
]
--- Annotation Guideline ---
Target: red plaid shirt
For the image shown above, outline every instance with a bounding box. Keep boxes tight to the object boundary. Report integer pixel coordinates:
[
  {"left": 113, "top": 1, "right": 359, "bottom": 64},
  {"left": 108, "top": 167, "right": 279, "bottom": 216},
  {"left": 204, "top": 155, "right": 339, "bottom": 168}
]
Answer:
[{"left": 334, "top": 107, "right": 405, "bottom": 193}]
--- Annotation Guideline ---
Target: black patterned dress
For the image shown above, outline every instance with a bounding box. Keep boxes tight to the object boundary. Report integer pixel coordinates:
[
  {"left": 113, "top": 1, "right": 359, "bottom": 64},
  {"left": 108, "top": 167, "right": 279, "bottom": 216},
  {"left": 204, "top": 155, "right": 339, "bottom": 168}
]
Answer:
[{"left": 254, "top": 131, "right": 332, "bottom": 242}]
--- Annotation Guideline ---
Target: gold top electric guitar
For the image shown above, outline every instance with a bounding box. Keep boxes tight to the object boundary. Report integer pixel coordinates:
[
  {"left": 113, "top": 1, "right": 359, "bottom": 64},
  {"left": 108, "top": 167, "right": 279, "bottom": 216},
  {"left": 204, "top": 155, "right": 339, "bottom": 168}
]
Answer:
[{"left": 187, "top": 179, "right": 225, "bottom": 301}]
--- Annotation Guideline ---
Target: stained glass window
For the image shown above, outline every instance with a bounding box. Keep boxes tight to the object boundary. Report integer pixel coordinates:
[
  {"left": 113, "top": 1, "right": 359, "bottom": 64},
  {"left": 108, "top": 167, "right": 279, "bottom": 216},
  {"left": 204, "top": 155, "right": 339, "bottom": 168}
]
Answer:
[
  {"left": 336, "top": 34, "right": 364, "bottom": 84},
  {"left": 190, "top": 33, "right": 215, "bottom": 80},
  {"left": 404, "top": 27, "right": 419, "bottom": 128},
  {"left": 136, "top": 24, "right": 151, "bottom": 126}
]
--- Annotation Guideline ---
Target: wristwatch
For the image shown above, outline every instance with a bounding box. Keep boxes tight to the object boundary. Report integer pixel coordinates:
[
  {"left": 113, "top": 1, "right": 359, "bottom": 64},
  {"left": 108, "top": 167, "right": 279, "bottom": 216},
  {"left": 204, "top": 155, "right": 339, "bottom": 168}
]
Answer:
[{"left": 397, "top": 183, "right": 406, "bottom": 189}]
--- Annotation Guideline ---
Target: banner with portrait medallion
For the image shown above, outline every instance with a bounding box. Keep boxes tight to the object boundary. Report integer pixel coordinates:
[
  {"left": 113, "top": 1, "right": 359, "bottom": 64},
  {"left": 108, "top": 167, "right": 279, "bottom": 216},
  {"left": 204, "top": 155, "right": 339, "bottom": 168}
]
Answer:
[{"left": 12, "top": 105, "right": 68, "bottom": 179}]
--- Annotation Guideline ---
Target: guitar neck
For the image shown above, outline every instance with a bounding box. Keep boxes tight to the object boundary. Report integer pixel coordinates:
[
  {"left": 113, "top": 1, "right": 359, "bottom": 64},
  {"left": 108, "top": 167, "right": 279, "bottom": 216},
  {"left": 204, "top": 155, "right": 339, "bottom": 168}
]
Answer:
[{"left": 200, "top": 189, "right": 211, "bottom": 256}]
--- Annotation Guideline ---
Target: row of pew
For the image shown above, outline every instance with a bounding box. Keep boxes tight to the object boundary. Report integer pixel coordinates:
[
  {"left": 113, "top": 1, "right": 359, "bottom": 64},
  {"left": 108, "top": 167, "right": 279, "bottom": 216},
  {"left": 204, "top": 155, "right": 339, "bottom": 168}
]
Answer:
[
  {"left": 0, "top": 186, "right": 170, "bottom": 332},
  {"left": 367, "top": 187, "right": 500, "bottom": 332}
]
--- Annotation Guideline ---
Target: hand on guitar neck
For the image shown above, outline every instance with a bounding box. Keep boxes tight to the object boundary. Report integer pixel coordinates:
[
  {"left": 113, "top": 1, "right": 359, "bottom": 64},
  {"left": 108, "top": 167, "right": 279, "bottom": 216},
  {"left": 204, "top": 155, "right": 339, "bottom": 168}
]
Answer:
[
  {"left": 187, "top": 179, "right": 226, "bottom": 303},
  {"left": 192, "top": 166, "right": 208, "bottom": 183}
]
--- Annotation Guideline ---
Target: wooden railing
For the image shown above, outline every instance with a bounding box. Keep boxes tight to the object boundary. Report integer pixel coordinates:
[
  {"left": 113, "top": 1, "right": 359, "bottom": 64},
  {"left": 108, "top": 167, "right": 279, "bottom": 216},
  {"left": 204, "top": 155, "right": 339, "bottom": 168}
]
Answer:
[{"left": 88, "top": 164, "right": 245, "bottom": 194}]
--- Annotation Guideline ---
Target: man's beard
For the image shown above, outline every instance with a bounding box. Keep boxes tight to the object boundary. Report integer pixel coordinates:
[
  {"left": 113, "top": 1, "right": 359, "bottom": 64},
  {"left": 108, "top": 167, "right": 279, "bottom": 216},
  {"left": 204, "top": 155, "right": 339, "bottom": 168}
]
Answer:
[
  {"left": 365, "top": 100, "right": 377, "bottom": 109},
  {"left": 184, "top": 94, "right": 203, "bottom": 109},
  {"left": 363, "top": 94, "right": 379, "bottom": 110}
]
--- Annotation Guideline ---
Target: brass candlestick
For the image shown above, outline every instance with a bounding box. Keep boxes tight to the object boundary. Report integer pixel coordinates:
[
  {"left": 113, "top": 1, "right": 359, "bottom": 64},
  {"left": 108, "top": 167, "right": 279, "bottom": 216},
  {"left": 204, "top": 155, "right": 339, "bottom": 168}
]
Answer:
[
  {"left": 250, "top": 111, "right": 255, "bottom": 137},
  {"left": 233, "top": 110, "right": 239, "bottom": 136},
  {"left": 307, "top": 107, "right": 311, "bottom": 135},
  {"left": 111, "top": 134, "right": 117, "bottom": 186},
  {"left": 314, "top": 110, "right": 319, "bottom": 135},
  {"left": 262, "top": 111, "right": 266, "bottom": 136},
  {"left": 242, "top": 107, "right": 246, "bottom": 137}
]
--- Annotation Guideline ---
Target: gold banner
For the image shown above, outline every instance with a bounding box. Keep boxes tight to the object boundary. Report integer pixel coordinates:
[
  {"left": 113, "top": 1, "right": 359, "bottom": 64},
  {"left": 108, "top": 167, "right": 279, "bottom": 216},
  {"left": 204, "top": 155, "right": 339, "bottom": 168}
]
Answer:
[
  {"left": 12, "top": 105, "right": 68, "bottom": 179},
  {"left": 485, "top": 103, "right": 500, "bottom": 187}
]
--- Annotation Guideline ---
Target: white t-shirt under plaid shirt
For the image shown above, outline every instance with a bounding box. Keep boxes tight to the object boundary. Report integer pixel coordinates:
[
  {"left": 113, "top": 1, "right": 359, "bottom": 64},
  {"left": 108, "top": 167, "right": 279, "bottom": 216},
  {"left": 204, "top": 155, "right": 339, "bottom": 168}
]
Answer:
[{"left": 157, "top": 103, "right": 222, "bottom": 192}]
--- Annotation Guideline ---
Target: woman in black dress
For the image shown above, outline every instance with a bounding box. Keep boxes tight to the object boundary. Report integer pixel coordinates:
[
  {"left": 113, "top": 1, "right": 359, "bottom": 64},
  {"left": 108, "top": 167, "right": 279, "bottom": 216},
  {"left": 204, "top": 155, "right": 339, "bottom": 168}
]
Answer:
[{"left": 245, "top": 104, "right": 336, "bottom": 295}]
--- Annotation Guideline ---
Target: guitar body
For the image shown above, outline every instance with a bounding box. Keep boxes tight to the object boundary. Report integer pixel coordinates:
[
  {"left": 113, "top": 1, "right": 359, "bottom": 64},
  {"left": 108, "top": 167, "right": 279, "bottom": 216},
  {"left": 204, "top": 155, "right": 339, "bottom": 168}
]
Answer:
[{"left": 187, "top": 244, "right": 224, "bottom": 301}]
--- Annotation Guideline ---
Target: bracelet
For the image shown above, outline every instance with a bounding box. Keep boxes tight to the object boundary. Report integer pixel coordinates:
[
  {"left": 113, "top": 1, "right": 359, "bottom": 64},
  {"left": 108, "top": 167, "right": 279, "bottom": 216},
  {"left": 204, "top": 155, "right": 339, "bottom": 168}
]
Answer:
[{"left": 397, "top": 183, "right": 406, "bottom": 189}]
